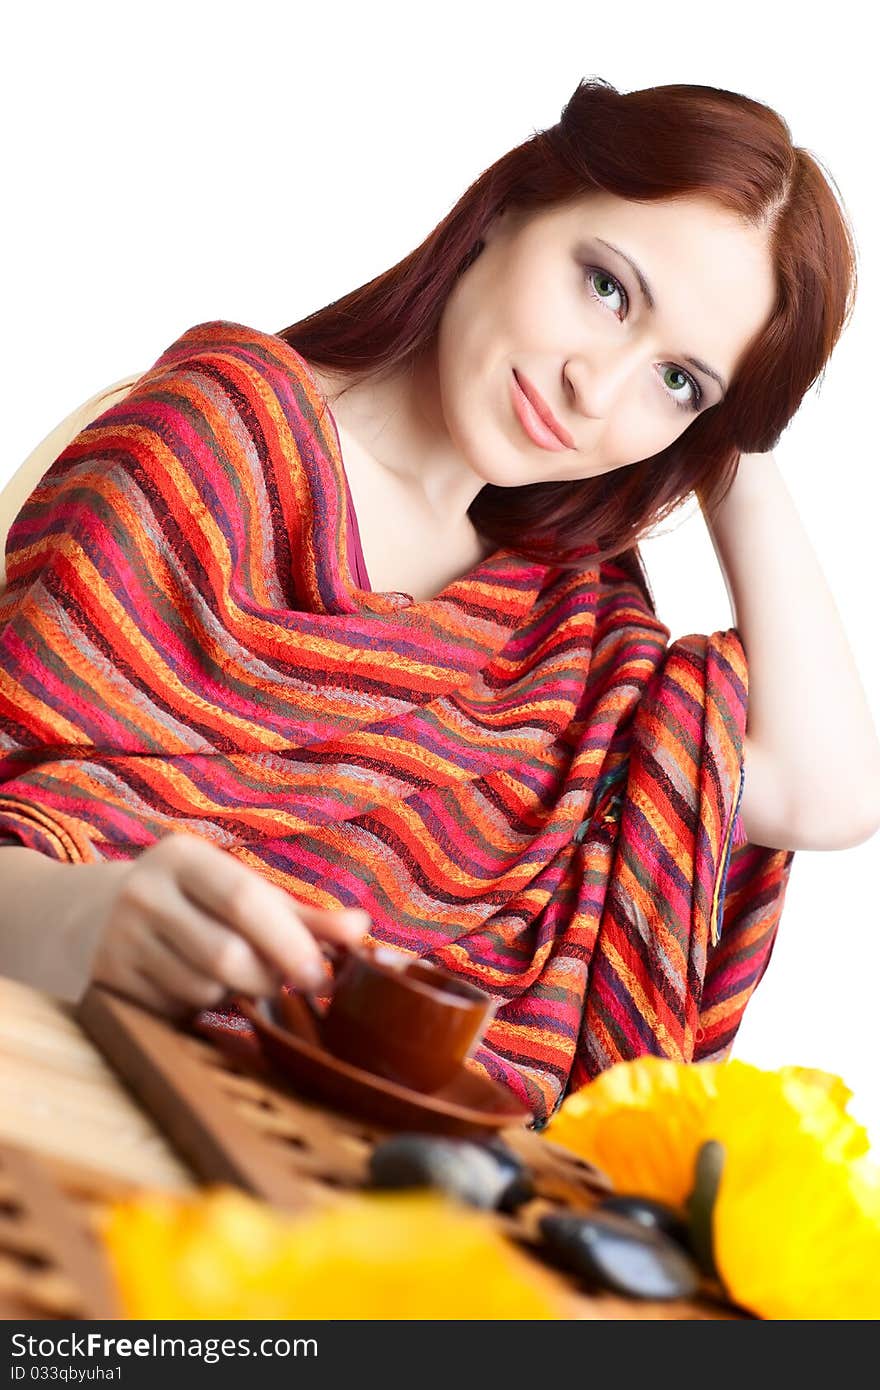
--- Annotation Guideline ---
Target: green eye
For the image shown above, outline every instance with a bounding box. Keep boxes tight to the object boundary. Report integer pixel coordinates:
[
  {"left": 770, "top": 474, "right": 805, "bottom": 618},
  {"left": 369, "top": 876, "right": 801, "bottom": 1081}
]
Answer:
[
  {"left": 587, "top": 268, "right": 626, "bottom": 311},
  {"left": 584, "top": 266, "right": 703, "bottom": 414}
]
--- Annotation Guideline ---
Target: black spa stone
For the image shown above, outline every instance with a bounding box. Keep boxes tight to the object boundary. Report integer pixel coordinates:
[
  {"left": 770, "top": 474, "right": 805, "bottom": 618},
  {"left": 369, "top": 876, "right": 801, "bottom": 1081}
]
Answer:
[
  {"left": 539, "top": 1209, "right": 700, "bottom": 1301},
  {"left": 368, "top": 1134, "right": 534, "bottom": 1211},
  {"left": 481, "top": 1137, "right": 536, "bottom": 1211},
  {"left": 595, "top": 1194, "right": 691, "bottom": 1249}
]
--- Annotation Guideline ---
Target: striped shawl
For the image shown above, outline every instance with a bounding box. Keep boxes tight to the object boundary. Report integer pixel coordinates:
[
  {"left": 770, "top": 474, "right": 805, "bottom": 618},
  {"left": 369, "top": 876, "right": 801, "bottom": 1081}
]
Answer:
[{"left": 0, "top": 320, "right": 795, "bottom": 1127}]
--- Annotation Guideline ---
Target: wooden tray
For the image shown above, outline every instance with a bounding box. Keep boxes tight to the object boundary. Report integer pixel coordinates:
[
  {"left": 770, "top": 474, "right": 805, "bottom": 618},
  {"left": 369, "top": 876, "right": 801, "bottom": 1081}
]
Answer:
[
  {"left": 73, "top": 985, "right": 746, "bottom": 1320},
  {"left": 0, "top": 1142, "right": 132, "bottom": 1319},
  {"left": 0, "top": 975, "right": 197, "bottom": 1194}
]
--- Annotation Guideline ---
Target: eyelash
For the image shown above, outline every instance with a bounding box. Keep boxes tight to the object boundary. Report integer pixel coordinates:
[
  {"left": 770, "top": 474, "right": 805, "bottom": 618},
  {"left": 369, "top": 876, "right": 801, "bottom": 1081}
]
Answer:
[{"left": 584, "top": 267, "right": 704, "bottom": 413}]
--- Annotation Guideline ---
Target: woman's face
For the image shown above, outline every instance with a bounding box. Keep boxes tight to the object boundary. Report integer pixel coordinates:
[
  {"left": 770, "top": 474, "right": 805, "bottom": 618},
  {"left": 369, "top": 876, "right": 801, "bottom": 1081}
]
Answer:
[{"left": 434, "top": 190, "right": 778, "bottom": 486}]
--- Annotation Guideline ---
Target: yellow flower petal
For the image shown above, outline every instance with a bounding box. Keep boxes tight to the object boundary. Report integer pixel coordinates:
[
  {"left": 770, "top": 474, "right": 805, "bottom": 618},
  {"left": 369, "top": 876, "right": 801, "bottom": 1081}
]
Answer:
[
  {"left": 543, "top": 1057, "right": 880, "bottom": 1319},
  {"left": 99, "top": 1187, "right": 564, "bottom": 1320},
  {"left": 703, "top": 1064, "right": 880, "bottom": 1318},
  {"left": 775, "top": 1066, "right": 870, "bottom": 1162}
]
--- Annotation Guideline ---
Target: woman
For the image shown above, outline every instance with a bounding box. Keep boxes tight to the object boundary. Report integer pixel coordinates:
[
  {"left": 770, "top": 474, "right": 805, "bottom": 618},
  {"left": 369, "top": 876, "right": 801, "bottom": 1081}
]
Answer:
[{"left": 1, "top": 78, "right": 877, "bottom": 1128}]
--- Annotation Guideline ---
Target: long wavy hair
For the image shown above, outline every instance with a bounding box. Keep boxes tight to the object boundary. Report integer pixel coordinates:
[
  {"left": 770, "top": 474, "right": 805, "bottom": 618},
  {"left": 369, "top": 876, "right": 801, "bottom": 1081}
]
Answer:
[{"left": 277, "top": 77, "right": 857, "bottom": 607}]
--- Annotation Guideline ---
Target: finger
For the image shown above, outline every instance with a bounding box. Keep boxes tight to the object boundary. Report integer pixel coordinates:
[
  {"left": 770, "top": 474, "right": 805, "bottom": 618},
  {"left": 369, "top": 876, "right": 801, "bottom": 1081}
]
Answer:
[
  {"left": 132, "top": 970, "right": 194, "bottom": 1022},
  {"left": 121, "top": 847, "right": 286, "bottom": 996},
  {"left": 292, "top": 898, "right": 373, "bottom": 944},
  {"left": 146, "top": 878, "right": 283, "bottom": 997},
  {"left": 131, "top": 835, "right": 326, "bottom": 991},
  {"left": 98, "top": 953, "right": 191, "bottom": 1022},
  {"left": 130, "top": 921, "right": 230, "bottom": 1010},
  {"left": 167, "top": 837, "right": 370, "bottom": 987}
]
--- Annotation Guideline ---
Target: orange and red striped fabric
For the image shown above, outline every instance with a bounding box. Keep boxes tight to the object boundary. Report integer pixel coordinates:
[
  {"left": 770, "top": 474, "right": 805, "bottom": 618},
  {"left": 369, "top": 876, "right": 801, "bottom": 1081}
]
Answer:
[{"left": 0, "top": 320, "right": 795, "bottom": 1127}]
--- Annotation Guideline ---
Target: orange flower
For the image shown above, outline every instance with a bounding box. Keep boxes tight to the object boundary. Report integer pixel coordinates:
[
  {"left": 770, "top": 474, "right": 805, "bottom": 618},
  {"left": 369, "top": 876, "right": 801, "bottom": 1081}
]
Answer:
[{"left": 545, "top": 1056, "right": 720, "bottom": 1206}]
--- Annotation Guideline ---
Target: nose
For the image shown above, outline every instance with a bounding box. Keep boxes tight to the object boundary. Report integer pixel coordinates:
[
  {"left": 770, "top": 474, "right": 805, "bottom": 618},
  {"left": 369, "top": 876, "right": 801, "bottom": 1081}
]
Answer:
[{"left": 565, "top": 344, "right": 642, "bottom": 420}]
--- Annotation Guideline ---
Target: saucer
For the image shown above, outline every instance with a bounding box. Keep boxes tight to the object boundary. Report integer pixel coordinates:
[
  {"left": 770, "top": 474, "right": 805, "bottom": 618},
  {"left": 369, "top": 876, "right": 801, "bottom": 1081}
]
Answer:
[{"left": 231, "top": 992, "right": 534, "bottom": 1138}]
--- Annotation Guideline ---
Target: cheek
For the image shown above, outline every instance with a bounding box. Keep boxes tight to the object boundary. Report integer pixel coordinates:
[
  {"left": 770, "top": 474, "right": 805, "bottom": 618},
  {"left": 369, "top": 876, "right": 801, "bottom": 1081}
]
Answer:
[
  {"left": 602, "top": 405, "right": 692, "bottom": 471},
  {"left": 439, "top": 278, "right": 497, "bottom": 375},
  {"left": 508, "top": 277, "right": 577, "bottom": 347},
  {"left": 434, "top": 333, "right": 492, "bottom": 460},
  {"left": 621, "top": 402, "right": 701, "bottom": 470}
]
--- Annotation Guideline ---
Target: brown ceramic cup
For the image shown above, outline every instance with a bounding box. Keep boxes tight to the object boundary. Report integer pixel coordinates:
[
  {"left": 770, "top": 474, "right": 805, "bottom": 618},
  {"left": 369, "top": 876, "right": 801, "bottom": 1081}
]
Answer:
[{"left": 297, "top": 942, "right": 497, "bottom": 1093}]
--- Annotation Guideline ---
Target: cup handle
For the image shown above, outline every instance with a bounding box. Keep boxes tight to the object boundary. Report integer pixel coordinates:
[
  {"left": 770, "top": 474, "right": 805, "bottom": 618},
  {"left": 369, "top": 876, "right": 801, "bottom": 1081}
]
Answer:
[{"left": 298, "top": 938, "right": 352, "bottom": 1025}]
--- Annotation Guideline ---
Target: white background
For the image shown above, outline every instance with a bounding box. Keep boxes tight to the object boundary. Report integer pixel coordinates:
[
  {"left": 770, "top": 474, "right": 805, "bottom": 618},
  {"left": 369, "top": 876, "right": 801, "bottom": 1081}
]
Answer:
[{"left": 3, "top": 2, "right": 878, "bottom": 1150}]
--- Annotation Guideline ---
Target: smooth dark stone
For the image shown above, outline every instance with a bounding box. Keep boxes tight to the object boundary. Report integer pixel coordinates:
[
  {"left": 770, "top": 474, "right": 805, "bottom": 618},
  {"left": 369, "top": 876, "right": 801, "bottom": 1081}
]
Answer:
[
  {"left": 481, "top": 1137, "right": 536, "bottom": 1211},
  {"left": 368, "top": 1134, "right": 519, "bottom": 1210},
  {"left": 539, "top": 1210, "right": 700, "bottom": 1301},
  {"left": 595, "top": 1194, "right": 691, "bottom": 1248}
]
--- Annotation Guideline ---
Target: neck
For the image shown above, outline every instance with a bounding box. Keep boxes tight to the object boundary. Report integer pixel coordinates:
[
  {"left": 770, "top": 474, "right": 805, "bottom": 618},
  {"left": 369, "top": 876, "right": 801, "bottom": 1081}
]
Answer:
[{"left": 309, "top": 346, "right": 486, "bottom": 532}]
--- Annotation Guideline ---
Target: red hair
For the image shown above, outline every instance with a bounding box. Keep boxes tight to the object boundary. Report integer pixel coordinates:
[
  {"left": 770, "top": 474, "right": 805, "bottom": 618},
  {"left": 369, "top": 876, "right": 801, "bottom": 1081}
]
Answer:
[{"left": 277, "top": 77, "right": 857, "bottom": 603}]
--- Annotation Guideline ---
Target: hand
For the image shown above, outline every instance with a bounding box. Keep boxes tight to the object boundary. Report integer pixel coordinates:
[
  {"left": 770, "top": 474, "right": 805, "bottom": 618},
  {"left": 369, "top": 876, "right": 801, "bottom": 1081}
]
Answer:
[{"left": 81, "top": 831, "right": 370, "bottom": 1019}]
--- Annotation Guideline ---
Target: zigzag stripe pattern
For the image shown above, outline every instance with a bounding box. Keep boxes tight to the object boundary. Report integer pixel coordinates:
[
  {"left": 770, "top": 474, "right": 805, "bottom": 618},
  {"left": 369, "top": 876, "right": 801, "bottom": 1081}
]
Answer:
[{"left": 0, "top": 321, "right": 795, "bottom": 1127}]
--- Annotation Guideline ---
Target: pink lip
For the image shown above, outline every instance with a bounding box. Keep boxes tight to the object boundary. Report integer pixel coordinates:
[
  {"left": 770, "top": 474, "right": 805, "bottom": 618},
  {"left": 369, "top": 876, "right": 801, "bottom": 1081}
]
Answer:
[{"left": 512, "top": 370, "right": 575, "bottom": 450}]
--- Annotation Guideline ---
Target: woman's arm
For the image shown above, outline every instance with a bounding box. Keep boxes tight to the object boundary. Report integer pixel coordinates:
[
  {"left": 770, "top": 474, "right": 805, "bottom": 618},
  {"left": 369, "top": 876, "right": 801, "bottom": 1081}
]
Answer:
[
  {"left": 0, "top": 848, "right": 113, "bottom": 1001},
  {"left": 701, "top": 449, "right": 880, "bottom": 850},
  {"left": 0, "top": 837, "right": 371, "bottom": 1012}
]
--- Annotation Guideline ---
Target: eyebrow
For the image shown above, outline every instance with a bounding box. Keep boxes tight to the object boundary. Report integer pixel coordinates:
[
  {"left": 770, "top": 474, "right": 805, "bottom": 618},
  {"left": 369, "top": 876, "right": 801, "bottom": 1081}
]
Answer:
[{"left": 595, "top": 237, "right": 729, "bottom": 396}]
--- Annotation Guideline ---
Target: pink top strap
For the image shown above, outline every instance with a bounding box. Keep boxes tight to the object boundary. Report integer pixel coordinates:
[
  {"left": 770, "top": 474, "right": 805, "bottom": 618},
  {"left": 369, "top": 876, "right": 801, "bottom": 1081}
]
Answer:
[{"left": 342, "top": 460, "right": 371, "bottom": 591}]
